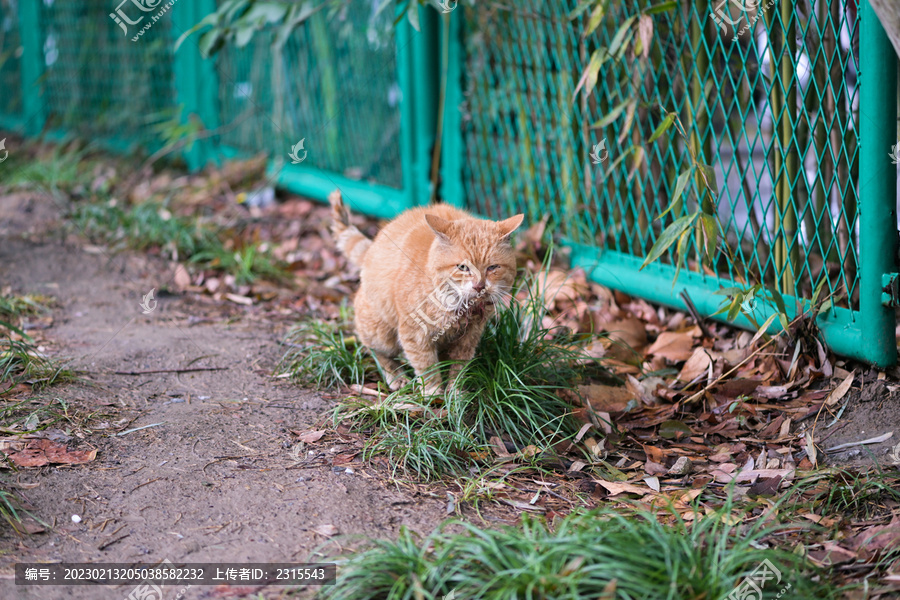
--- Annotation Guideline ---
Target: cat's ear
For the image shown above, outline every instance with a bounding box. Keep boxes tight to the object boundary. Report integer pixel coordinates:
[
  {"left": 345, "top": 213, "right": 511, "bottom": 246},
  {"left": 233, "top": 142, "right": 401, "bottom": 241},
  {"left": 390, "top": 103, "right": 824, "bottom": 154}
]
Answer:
[
  {"left": 425, "top": 214, "right": 453, "bottom": 242},
  {"left": 497, "top": 214, "right": 525, "bottom": 240}
]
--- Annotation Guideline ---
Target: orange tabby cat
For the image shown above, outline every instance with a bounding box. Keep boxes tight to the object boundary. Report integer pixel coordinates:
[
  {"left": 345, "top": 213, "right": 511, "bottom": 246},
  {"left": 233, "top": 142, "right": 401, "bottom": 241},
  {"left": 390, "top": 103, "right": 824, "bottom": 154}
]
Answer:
[{"left": 329, "top": 190, "right": 523, "bottom": 393}]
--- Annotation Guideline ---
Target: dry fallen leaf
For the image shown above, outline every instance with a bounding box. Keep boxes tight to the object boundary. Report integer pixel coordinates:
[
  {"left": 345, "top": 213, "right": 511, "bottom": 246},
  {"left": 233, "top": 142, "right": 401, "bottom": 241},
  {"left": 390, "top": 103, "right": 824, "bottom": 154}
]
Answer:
[
  {"left": 592, "top": 480, "right": 652, "bottom": 496},
  {"left": 225, "top": 293, "right": 253, "bottom": 306},
  {"left": 604, "top": 317, "right": 648, "bottom": 359},
  {"left": 490, "top": 436, "right": 512, "bottom": 458},
  {"left": 312, "top": 524, "right": 339, "bottom": 537},
  {"left": 579, "top": 384, "right": 636, "bottom": 413},
  {"left": 2, "top": 439, "right": 97, "bottom": 467},
  {"left": 173, "top": 263, "right": 191, "bottom": 290},
  {"left": 646, "top": 331, "right": 694, "bottom": 362},
  {"left": 825, "top": 371, "right": 854, "bottom": 406},
  {"left": 678, "top": 347, "right": 711, "bottom": 382},
  {"left": 332, "top": 452, "right": 358, "bottom": 465},
  {"left": 292, "top": 430, "right": 326, "bottom": 444}
]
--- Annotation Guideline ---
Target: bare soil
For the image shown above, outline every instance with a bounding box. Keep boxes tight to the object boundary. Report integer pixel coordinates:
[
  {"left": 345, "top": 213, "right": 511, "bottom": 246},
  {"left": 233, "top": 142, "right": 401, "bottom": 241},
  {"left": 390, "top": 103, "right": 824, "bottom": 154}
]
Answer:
[{"left": 0, "top": 192, "right": 477, "bottom": 600}]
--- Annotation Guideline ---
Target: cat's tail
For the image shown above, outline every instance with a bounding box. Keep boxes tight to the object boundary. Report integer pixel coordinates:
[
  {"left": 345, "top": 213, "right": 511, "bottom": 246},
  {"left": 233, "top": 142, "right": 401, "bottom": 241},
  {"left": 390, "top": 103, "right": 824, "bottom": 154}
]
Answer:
[{"left": 329, "top": 189, "right": 372, "bottom": 266}]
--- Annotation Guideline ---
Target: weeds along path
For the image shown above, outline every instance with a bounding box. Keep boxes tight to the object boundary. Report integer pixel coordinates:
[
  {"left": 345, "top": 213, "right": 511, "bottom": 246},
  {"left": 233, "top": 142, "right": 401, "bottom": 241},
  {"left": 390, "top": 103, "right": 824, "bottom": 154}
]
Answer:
[{"left": 0, "top": 192, "right": 455, "bottom": 600}]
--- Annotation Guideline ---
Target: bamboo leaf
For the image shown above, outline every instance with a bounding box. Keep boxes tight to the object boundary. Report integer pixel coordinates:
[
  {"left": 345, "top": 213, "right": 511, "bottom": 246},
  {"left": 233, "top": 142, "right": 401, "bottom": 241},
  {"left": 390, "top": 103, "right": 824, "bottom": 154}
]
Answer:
[
  {"left": 569, "top": 0, "right": 596, "bottom": 20},
  {"left": 751, "top": 313, "right": 778, "bottom": 344},
  {"left": 574, "top": 49, "right": 608, "bottom": 99},
  {"left": 672, "top": 226, "right": 691, "bottom": 282},
  {"left": 768, "top": 286, "right": 788, "bottom": 321},
  {"left": 648, "top": 112, "right": 676, "bottom": 143},
  {"left": 726, "top": 296, "right": 743, "bottom": 321},
  {"left": 644, "top": 1, "right": 678, "bottom": 14},
  {"left": 591, "top": 98, "right": 631, "bottom": 128},
  {"left": 698, "top": 213, "right": 718, "bottom": 262},
  {"left": 626, "top": 146, "right": 644, "bottom": 184},
  {"left": 637, "top": 15, "right": 653, "bottom": 60},
  {"left": 672, "top": 168, "right": 692, "bottom": 204},
  {"left": 617, "top": 95, "right": 637, "bottom": 144},
  {"left": 605, "top": 145, "right": 636, "bottom": 173},
  {"left": 609, "top": 16, "right": 637, "bottom": 57},
  {"left": 585, "top": 2, "right": 608, "bottom": 36},
  {"left": 655, "top": 168, "right": 692, "bottom": 222},
  {"left": 811, "top": 276, "right": 828, "bottom": 306},
  {"left": 174, "top": 11, "right": 223, "bottom": 51},
  {"left": 697, "top": 162, "right": 718, "bottom": 196},
  {"left": 641, "top": 212, "right": 697, "bottom": 269}
]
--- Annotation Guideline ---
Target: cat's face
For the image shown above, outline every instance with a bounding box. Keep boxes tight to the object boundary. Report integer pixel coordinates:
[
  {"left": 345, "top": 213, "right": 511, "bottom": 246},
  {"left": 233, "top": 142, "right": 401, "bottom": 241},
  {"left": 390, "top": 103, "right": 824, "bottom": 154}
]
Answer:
[{"left": 424, "top": 213, "right": 524, "bottom": 313}]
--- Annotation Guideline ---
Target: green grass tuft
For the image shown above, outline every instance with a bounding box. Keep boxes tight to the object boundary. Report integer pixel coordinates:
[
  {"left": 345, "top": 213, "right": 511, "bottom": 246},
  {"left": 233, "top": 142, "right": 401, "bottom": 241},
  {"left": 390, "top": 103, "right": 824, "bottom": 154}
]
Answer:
[
  {"left": 280, "top": 311, "right": 375, "bottom": 389},
  {"left": 0, "top": 337, "right": 76, "bottom": 392},
  {"left": 69, "top": 199, "right": 287, "bottom": 284},
  {"left": 323, "top": 501, "right": 833, "bottom": 600},
  {"left": 2, "top": 142, "right": 95, "bottom": 191},
  {"left": 0, "top": 478, "right": 30, "bottom": 534},
  {"left": 362, "top": 411, "right": 483, "bottom": 482},
  {"left": 0, "top": 293, "right": 54, "bottom": 325},
  {"left": 446, "top": 265, "right": 606, "bottom": 449},
  {"left": 787, "top": 467, "right": 900, "bottom": 520}
]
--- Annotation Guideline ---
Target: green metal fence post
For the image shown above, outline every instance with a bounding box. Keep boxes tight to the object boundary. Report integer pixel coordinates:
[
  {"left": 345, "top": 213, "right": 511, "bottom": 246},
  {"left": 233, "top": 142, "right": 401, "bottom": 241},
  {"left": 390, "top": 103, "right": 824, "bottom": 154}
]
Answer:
[
  {"left": 440, "top": 9, "right": 465, "bottom": 208},
  {"left": 858, "top": 0, "right": 898, "bottom": 367},
  {"left": 17, "top": 0, "right": 45, "bottom": 135},
  {"left": 171, "top": 0, "right": 220, "bottom": 171},
  {"left": 397, "top": 16, "right": 417, "bottom": 209},
  {"left": 411, "top": 5, "right": 440, "bottom": 205}
]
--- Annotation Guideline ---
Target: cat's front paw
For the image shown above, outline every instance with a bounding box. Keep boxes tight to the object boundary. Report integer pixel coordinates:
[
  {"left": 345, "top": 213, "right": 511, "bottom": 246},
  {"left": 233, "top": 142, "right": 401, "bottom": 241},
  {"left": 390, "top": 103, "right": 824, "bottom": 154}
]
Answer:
[
  {"left": 418, "top": 379, "right": 444, "bottom": 397},
  {"left": 387, "top": 375, "right": 409, "bottom": 391}
]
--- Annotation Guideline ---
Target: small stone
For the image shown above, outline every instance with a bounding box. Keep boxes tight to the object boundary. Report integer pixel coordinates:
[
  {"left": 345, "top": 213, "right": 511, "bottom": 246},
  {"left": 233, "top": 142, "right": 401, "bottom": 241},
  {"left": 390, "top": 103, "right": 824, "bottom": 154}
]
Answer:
[
  {"left": 344, "top": 468, "right": 354, "bottom": 474},
  {"left": 668, "top": 456, "right": 693, "bottom": 476},
  {"left": 71, "top": 515, "right": 82, "bottom": 524}
]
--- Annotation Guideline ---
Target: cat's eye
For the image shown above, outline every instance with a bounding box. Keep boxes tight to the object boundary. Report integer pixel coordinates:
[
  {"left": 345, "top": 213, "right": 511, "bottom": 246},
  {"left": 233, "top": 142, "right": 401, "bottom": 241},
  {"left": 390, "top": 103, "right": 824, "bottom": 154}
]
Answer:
[
  {"left": 487, "top": 265, "right": 500, "bottom": 272},
  {"left": 457, "top": 264, "right": 470, "bottom": 272}
]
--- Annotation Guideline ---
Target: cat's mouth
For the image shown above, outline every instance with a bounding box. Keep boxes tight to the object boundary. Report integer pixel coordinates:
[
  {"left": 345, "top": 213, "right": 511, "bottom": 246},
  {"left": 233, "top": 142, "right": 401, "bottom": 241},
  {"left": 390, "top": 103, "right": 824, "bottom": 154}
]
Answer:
[{"left": 462, "top": 291, "right": 496, "bottom": 317}]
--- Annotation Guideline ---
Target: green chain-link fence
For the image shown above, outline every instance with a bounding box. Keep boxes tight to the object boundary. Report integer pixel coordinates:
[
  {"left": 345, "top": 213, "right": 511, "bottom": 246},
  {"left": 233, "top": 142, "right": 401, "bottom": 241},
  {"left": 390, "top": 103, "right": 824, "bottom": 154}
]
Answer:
[
  {"left": 440, "top": 0, "right": 899, "bottom": 366},
  {"left": 1, "top": 1, "right": 897, "bottom": 365},
  {"left": 0, "top": 1, "right": 22, "bottom": 118}
]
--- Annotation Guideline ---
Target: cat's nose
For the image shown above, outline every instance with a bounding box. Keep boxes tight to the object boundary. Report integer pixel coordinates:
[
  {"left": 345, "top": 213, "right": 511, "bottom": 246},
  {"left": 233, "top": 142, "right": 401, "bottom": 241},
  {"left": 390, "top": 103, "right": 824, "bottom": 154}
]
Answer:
[{"left": 473, "top": 281, "right": 486, "bottom": 292}]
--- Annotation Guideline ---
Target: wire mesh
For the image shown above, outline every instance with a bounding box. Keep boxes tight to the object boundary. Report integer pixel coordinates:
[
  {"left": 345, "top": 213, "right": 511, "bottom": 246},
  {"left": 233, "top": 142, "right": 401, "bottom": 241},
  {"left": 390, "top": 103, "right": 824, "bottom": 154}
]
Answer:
[
  {"left": 215, "top": 0, "right": 404, "bottom": 189},
  {"left": 459, "top": 1, "right": 861, "bottom": 312},
  {"left": 39, "top": 0, "right": 176, "bottom": 148},
  {"left": 0, "top": 0, "right": 22, "bottom": 117}
]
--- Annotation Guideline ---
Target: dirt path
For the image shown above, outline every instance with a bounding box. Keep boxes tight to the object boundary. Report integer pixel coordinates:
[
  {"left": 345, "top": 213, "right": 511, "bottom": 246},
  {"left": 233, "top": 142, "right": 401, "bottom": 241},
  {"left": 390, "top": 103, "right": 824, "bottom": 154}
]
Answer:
[{"left": 0, "top": 193, "right": 460, "bottom": 599}]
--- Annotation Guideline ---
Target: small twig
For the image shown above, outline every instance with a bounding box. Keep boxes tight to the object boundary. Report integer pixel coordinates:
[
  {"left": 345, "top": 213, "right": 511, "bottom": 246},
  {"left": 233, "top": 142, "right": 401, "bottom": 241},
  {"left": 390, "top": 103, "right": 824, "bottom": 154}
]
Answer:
[
  {"left": 348, "top": 384, "right": 384, "bottom": 398},
  {"left": 825, "top": 432, "right": 893, "bottom": 453},
  {"left": 98, "top": 534, "right": 130, "bottom": 551},
  {"left": 818, "top": 421, "right": 850, "bottom": 444},
  {"left": 130, "top": 478, "right": 162, "bottom": 492},
  {"left": 122, "top": 465, "right": 146, "bottom": 477},
  {"left": 116, "top": 423, "right": 165, "bottom": 437},
  {"left": 680, "top": 290, "right": 713, "bottom": 338},
  {"left": 185, "top": 354, "right": 219, "bottom": 367},
  {"left": 113, "top": 367, "right": 228, "bottom": 375}
]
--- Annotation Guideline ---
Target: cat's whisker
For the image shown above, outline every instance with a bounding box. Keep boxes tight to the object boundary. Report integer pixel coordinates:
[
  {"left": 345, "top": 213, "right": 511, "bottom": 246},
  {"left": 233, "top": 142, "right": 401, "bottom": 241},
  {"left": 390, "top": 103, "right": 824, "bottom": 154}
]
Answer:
[{"left": 491, "top": 288, "right": 513, "bottom": 309}]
